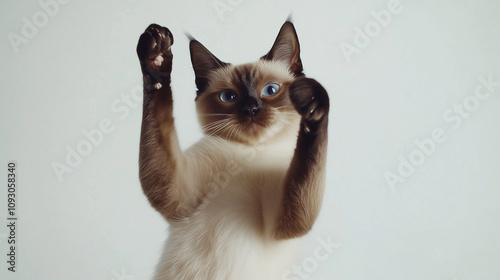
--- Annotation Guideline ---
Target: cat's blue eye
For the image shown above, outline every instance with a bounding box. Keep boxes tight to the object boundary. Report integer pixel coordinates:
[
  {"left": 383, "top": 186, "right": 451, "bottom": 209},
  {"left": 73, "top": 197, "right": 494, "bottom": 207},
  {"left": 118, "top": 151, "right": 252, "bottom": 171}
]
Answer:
[
  {"left": 219, "top": 90, "right": 238, "bottom": 103},
  {"left": 261, "top": 83, "right": 280, "bottom": 97}
]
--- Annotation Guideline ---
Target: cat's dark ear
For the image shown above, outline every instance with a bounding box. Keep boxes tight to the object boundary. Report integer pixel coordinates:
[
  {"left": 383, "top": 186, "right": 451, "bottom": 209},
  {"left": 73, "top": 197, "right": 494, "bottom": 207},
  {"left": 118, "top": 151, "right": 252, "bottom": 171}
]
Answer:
[
  {"left": 190, "top": 39, "right": 228, "bottom": 94},
  {"left": 261, "top": 21, "right": 303, "bottom": 76}
]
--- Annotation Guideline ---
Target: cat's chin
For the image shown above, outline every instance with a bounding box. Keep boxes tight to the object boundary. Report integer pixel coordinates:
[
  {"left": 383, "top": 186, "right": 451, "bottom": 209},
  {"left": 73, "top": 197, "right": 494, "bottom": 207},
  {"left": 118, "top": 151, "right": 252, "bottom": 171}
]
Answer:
[
  {"left": 229, "top": 122, "right": 263, "bottom": 144},
  {"left": 233, "top": 120, "right": 282, "bottom": 145},
  {"left": 245, "top": 120, "right": 265, "bottom": 130}
]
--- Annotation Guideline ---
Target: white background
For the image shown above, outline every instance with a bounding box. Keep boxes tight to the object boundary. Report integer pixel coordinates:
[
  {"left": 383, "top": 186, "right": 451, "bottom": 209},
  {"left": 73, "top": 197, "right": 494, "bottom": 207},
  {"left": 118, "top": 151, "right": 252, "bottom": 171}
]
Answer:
[{"left": 1, "top": 0, "right": 499, "bottom": 279}]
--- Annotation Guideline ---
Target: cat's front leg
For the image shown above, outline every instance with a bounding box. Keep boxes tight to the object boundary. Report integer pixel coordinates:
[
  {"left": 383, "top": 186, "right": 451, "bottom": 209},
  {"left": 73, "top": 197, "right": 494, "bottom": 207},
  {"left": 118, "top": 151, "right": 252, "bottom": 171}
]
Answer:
[
  {"left": 137, "top": 24, "right": 198, "bottom": 220},
  {"left": 274, "top": 77, "right": 330, "bottom": 240}
]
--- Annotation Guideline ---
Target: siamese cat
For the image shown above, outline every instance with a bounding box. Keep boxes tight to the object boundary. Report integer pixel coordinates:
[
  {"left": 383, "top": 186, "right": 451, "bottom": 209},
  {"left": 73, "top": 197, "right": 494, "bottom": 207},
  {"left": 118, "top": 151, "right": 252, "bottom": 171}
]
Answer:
[{"left": 136, "top": 20, "right": 329, "bottom": 280}]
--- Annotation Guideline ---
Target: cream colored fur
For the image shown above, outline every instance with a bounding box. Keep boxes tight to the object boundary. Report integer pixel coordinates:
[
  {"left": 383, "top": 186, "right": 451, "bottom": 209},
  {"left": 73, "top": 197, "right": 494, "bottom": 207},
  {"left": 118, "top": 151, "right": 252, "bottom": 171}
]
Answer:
[{"left": 153, "top": 121, "right": 302, "bottom": 280}]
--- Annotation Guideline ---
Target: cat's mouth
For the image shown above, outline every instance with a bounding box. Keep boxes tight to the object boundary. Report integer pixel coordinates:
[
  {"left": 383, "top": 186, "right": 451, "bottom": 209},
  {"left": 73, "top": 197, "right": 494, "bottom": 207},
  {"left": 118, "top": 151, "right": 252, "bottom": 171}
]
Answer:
[
  {"left": 239, "top": 119, "right": 267, "bottom": 137},
  {"left": 243, "top": 118, "right": 266, "bottom": 129}
]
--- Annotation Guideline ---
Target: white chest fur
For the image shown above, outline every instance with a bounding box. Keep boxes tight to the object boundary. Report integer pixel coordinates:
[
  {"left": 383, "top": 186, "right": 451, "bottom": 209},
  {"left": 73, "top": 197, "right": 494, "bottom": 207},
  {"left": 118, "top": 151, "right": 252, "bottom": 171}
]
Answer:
[{"left": 153, "top": 133, "right": 301, "bottom": 280}]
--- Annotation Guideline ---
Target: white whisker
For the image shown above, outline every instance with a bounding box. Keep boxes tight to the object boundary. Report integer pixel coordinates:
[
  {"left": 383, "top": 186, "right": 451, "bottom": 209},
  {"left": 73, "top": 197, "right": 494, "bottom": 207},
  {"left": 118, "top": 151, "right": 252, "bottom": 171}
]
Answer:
[
  {"left": 206, "top": 119, "right": 232, "bottom": 137},
  {"left": 202, "top": 118, "right": 229, "bottom": 129}
]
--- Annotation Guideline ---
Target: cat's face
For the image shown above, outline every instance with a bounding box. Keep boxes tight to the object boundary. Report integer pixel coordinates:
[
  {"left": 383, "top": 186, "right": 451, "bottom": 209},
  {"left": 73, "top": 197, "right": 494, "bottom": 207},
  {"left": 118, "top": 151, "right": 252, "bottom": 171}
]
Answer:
[
  {"left": 191, "top": 22, "right": 304, "bottom": 144},
  {"left": 195, "top": 61, "right": 299, "bottom": 144}
]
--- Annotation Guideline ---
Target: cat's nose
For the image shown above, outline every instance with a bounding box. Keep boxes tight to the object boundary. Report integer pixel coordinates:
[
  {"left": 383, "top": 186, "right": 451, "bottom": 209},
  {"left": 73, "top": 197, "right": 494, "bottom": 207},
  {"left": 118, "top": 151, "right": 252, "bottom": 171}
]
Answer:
[{"left": 243, "top": 104, "right": 261, "bottom": 116}]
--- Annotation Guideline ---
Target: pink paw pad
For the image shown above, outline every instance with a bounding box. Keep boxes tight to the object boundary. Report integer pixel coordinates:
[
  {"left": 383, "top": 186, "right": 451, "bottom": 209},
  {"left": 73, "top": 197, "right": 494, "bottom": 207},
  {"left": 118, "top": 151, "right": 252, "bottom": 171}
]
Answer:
[{"left": 153, "top": 55, "right": 164, "bottom": 67}]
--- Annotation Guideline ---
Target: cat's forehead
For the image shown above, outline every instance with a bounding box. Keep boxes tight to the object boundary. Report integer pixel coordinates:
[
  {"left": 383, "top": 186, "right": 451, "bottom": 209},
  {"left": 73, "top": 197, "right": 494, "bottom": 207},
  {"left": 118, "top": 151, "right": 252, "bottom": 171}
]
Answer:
[{"left": 206, "top": 60, "right": 295, "bottom": 93}]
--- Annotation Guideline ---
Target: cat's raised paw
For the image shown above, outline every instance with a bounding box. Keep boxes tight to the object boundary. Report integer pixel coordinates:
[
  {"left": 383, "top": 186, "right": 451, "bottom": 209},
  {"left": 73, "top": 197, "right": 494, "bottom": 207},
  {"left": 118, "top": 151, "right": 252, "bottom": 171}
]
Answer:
[
  {"left": 137, "top": 24, "right": 174, "bottom": 87},
  {"left": 289, "top": 78, "right": 329, "bottom": 132}
]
